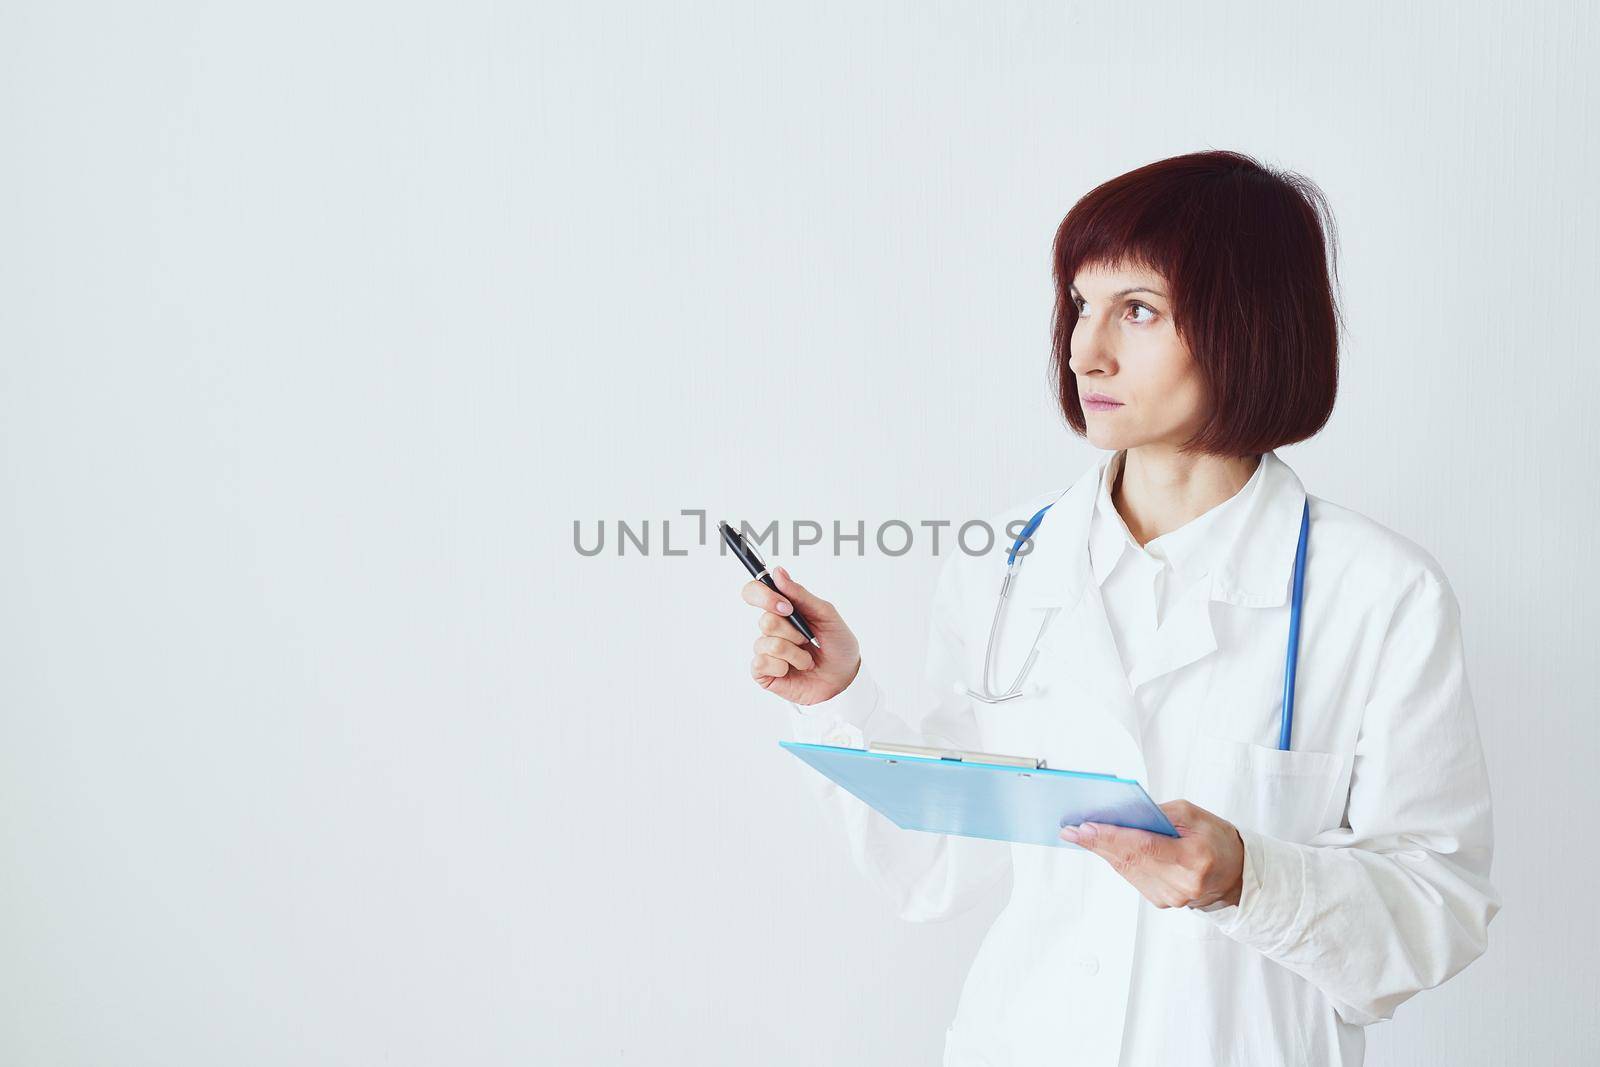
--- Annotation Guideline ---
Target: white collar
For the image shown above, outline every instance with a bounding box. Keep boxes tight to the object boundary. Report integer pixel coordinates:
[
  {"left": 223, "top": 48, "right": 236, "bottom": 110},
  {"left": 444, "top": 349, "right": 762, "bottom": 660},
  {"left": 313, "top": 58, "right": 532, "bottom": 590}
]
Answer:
[
  {"left": 1013, "top": 449, "right": 1309, "bottom": 611},
  {"left": 1087, "top": 448, "right": 1265, "bottom": 588}
]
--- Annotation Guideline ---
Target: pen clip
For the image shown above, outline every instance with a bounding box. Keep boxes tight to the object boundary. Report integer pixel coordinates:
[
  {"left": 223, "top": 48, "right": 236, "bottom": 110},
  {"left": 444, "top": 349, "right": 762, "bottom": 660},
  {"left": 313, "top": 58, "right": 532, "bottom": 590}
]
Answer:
[
  {"left": 719, "top": 520, "right": 746, "bottom": 557},
  {"left": 721, "top": 520, "right": 766, "bottom": 577},
  {"left": 742, "top": 536, "right": 767, "bottom": 571}
]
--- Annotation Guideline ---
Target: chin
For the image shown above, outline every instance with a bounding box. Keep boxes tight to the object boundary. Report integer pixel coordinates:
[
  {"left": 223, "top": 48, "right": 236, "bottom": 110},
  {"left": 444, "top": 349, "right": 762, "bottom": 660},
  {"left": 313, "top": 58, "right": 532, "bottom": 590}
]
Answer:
[
  {"left": 1084, "top": 425, "right": 1130, "bottom": 452},
  {"left": 1085, "top": 422, "right": 1163, "bottom": 454}
]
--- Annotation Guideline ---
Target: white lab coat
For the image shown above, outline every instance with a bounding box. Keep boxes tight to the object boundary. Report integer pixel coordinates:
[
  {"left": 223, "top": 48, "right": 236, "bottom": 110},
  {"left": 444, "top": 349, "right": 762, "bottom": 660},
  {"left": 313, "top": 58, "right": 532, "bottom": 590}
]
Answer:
[{"left": 787, "top": 450, "right": 1498, "bottom": 1067}]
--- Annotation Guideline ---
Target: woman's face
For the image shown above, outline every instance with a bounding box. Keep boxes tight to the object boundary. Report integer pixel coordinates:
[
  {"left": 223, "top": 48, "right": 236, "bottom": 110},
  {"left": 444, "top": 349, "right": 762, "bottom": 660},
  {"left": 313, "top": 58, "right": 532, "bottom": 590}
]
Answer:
[{"left": 1066, "top": 261, "right": 1207, "bottom": 453}]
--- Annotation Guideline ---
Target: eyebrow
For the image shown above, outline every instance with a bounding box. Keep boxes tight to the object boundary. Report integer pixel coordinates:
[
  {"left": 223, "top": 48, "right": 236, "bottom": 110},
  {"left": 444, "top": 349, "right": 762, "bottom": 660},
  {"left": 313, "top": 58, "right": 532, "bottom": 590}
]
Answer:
[{"left": 1070, "top": 285, "right": 1167, "bottom": 300}]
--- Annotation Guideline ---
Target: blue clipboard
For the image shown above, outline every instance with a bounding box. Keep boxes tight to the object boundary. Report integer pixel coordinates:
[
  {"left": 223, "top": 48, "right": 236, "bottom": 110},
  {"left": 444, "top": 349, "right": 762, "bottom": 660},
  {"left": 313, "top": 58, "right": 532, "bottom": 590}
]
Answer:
[{"left": 780, "top": 741, "right": 1178, "bottom": 849}]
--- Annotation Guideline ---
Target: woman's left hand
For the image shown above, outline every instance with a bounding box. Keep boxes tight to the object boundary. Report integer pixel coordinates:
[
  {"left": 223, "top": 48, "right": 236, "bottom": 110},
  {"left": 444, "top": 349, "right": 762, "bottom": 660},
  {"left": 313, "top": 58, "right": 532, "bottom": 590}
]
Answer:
[{"left": 1059, "top": 800, "right": 1245, "bottom": 909}]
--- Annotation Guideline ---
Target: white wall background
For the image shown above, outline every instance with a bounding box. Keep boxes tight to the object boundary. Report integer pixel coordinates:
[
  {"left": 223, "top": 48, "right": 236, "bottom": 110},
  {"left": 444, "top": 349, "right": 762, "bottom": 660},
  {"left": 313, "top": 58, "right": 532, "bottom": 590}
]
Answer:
[{"left": 2, "top": 2, "right": 1595, "bottom": 1063}]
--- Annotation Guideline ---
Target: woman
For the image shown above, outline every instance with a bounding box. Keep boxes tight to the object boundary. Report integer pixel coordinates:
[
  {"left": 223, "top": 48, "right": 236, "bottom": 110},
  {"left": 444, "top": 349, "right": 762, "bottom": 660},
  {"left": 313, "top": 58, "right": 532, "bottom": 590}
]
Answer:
[{"left": 741, "top": 151, "right": 1498, "bottom": 1067}]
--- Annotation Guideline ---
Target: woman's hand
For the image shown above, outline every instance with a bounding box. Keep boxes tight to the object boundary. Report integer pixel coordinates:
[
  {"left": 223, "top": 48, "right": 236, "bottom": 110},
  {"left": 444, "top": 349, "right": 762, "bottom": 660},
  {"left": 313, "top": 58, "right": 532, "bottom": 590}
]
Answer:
[
  {"left": 744, "top": 566, "right": 862, "bottom": 707},
  {"left": 1059, "top": 799, "right": 1246, "bottom": 909}
]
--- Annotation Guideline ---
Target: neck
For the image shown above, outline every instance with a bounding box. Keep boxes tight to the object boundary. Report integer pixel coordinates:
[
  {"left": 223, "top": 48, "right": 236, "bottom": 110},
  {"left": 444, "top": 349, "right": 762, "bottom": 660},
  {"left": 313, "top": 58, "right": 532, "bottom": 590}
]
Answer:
[{"left": 1111, "top": 444, "right": 1262, "bottom": 547}]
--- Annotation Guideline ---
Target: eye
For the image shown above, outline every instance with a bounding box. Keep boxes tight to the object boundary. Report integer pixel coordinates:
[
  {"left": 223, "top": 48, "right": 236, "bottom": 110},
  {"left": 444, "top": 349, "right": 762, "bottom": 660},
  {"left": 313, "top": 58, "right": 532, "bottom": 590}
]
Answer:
[{"left": 1071, "top": 297, "right": 1157, "bottom": 323}]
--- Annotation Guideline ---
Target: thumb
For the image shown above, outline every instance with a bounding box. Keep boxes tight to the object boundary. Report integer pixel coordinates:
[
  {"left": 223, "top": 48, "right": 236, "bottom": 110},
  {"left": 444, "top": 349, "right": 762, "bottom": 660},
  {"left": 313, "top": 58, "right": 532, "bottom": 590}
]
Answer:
[{"left": 1060, "top": 821, "right": 1113, "bottom": 852}]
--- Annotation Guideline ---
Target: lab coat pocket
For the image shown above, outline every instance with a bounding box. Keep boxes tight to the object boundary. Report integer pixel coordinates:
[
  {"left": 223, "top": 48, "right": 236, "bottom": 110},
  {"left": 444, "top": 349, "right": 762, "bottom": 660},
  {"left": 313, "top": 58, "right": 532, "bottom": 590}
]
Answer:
[
  {"left": 1176, "top": 734, "right": 1348, "bottom": 940},
  {"left": 1184, "top": 733, "right": 1346, "bottom": 844}
]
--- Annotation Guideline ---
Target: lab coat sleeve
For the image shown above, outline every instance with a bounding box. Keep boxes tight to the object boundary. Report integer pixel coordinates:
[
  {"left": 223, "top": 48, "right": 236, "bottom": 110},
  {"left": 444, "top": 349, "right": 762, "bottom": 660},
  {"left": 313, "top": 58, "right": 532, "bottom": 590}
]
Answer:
[
  {"left": 785, "top": 552, "right": 1012, "bottom": 923},
  {"left": 1198, "top": 568, "right": 1500, "bottom": 1025}
]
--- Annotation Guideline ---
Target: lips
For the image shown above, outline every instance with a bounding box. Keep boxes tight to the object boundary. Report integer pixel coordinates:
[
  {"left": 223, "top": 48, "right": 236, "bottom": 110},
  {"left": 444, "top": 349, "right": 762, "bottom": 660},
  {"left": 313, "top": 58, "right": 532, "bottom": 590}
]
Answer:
[{"left": 1082, "top": 391, "right": 1123, "bottom": 406}]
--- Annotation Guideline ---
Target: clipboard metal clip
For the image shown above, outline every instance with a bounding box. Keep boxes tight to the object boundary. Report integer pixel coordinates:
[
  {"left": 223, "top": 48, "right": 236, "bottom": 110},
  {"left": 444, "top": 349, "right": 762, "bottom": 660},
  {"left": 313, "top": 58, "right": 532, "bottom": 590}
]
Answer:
[{"left": 867, "top": 741, "right": 1046, "bottom": 770}]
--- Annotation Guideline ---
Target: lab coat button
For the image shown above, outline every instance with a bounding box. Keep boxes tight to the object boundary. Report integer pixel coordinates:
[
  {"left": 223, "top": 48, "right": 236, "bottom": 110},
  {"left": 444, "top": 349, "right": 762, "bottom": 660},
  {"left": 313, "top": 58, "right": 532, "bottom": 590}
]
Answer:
[{"left": 1077, "top": 954, "right": 1099, "bottom": 976}]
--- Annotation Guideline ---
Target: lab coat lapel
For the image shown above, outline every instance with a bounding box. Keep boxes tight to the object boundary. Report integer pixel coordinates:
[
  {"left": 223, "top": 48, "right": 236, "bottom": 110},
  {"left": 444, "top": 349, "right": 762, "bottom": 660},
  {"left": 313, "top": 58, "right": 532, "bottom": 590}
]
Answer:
[
  {"left": 1010, "top": 459, "right": 1146, "bottom": 767},
  {"left": 1005, "top": 449, "right": 1310, "bottom": 761},
  {"left": 1042, "top": 449, "right": 1310, "bottom": 697},
  {"left": 1126, "top": 585, "right": 1219, "bottom": 690},
  {"left": 1041, "top": 581, "right": 1146, "bottom": 760},
  {"left": 1211, "top": 451, "right": 1308, "bottom": 610}
]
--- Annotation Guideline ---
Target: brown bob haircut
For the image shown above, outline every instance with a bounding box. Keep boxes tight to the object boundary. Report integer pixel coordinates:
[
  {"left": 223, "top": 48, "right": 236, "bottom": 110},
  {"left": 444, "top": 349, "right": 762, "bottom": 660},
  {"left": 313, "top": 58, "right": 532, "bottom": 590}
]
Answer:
[{"left": 1049, "top": 150, "right": 1343, "bottom": 457}]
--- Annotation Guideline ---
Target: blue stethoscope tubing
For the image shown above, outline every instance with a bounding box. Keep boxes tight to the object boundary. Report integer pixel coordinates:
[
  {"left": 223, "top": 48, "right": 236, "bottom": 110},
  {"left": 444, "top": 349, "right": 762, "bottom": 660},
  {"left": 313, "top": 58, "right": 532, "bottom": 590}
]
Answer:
[
  {"left": 1279, "top": 499, "right": 1310, "bottom": 751},
  {"left": 994, "top": 497, "right": 1311, "bottom": 751}
]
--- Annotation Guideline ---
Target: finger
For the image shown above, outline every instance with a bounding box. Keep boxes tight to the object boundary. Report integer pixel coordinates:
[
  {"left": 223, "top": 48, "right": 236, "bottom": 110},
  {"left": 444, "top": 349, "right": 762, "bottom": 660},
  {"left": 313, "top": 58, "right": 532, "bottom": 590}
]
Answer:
[
  {"left": 1065, "top": 819, "right": 1208, "bottom": 906},
  {"left": 1159, "top": 799, "right": 1198, "bottom": 823},
  {"left": 753, "top": 634, "right": 815, "bottom": 672},
  {"left": 769, "top": 566, "right": 834, "bottom": 621},
  {"left": 1150, "top": 882, "right": 1192, "bottom": 909},
  {"left": 1148, "top": 846, "right": 1211, "bottom": 905},
  {"left": 758, "top": 609, "right": 806, "bottom": 644},
  {"left": 1062, "top": 824, "right": 1184, "bottom": 907},
  {"left": 742, "top": 575, "right": 793, "bottom": 617},
  {"left": 1061, "top": 821, "right": 1181, "bottom": 874},
  {"left": 751, "top": 653, "right": 791, "bottom": 680},
  {"left": 1158, "top": 798, "right": 1209, "bottom": 836},
  {"left": 1109, "top": 865, "right": 1190, "bottom": 909},
  {"left": 1152, "top": 801, "right": 1224, "bottom": 896},
  {"left": 741, "top": 579, "right": 793, "bottom": 616}
]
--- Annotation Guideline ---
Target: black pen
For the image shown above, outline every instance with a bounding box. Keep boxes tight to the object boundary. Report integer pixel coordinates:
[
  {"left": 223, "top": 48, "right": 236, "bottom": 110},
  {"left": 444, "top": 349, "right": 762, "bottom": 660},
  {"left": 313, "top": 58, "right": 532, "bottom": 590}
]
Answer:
[{"left": 719, "top": 520, "right": 819, "bottom": 647}]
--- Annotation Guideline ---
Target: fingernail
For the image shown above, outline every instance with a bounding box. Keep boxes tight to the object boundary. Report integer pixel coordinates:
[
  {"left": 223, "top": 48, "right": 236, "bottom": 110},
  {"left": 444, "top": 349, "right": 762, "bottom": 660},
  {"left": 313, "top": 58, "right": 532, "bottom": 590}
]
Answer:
[
  {"left": 1078, "top": 823, "right": 1099, "bottom": 843},
  {"left": 776, "top": 600, "right": 792, "bottom": 614},
  {"left": 1059, "top": 826, "right": 1080, "bottom": 843},
  {"left": 776, "top": 566, "right": 788, "bottom": 580}
]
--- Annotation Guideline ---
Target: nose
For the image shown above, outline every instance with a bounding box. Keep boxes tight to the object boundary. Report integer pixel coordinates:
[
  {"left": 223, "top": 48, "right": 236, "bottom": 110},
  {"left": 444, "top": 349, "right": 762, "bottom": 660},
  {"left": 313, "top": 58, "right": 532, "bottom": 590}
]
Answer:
[{"left": 1066, "top": 315, "right": 1116, "bottom": 378}]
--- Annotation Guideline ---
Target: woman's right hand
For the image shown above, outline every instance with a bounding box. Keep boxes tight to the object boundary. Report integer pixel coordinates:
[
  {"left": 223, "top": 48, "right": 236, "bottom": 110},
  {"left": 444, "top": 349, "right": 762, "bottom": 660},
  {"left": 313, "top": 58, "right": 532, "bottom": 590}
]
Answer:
[{"left": 744, "top": 565, "right": 862, "bottom": 706}]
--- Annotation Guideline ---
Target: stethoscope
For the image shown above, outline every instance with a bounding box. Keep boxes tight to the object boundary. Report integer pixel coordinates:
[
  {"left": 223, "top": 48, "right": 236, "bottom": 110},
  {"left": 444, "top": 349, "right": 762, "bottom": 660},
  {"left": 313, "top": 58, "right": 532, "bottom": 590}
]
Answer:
[{"left": 965, "top": 498, "right": 1311, "bottom": 751}]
